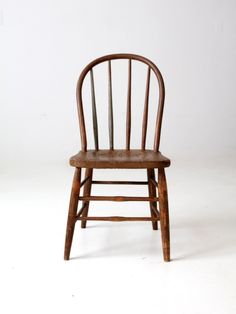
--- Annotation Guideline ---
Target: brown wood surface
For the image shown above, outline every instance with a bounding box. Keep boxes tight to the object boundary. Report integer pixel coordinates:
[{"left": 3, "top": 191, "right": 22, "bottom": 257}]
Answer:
[
  {"left": 64, "top": 168, "right": 81, "bottom": 260},
  {"left": 80, "top": 174, "right": 91, "bottom": 187},
  {"left": 126, "top": 59, "right": 132, "bottom": 150},
  {"left": 92, "top": 180, "right": 148, "bottom": 185},
  {"left": 108, "top": 60, "right": 114, "bottom": 149},
  {"left": 70, "top": 149, "right": 170, "bottom": 169},
  {"left": 147, "top": 168, "right": 158, "bottom": 230},
  {"left": 76, "top": 53, "right": 165, "bottom": 152},
  {"left": 81, "top": 168, "right": 93, "bottom": 228},
  {"left": 78, "top": 195, "right": 158, "bottom": 202},
  {"left": 90, "top": 69, "right": 99, "bottom": 150},
  {"left": 142, "top": 67, "right": 151, "bottom": 150},
  {"left": 149, "top": 177, "right": 158, "bottom": 188},
  {"left": 76, "top": 203, "right": 87, "bottom": 218},
  {"left": 158, "top": 168, "right": 170, "bottom": 261},
  {"left": 150, "top": 204, "right": 160, "bottom": 218},
  {"left": 64, "top": 53, "right": 171, "bottom": 262},
  {"left": 77, "top": 216, "right": 159, "bottom": 222}
]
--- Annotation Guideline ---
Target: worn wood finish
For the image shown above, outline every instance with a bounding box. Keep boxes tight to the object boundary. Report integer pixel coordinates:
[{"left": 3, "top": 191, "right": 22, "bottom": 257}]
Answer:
[
  {"left": 150, "top": 204, "right": 160, "bottom": 218},
  {"left": 90, "top": 69, "right": 99, "bottom": 150},
  {"left": 70, "top": 149, "right": 170, "bottom": 169},
  {"left": 64, "top": 53, "right": 171, "bottom": 262},
  {"left": 76, "top": 203, "right": 87, "bottom": 218},
  {"left": 126, "top": 59, "right": 132, "bottom": 150},
  {"left": 108, "top": 61, "right": 114, "bottom": 149},
  {"left": 147, "top": 168, "right": 158, "bottom": 230},
  {"left": 158, "top": 168, "right": 170, "bottom": 262},
  {"left": 78, "top": 195, "right": 159, "bottom": 202},
  {"left": 77, "top": 216, "right": 159, "bottom": 222},
  {"left": 150, "top": 177, "right": 158, "bottom": 188},
  {"left": 142, "top": 67, "right": 151, "bottom": 150},
  {"left": 92, "top": 180, "right": 148, "bottom": 185},
  {"left": 76, "top": 53, "right": 165, "bottom": 152},
  {"left": 64, "top": 168, "right": 81, "bottom": 260},
  {"left": 81, "top": 168, "right": 93, "bottom": 228},
  {"left": 80, "top": 174, "right": 91, "bottom": 188},
  {"left": 154, "top": 79, "right": 165, "bottom": 152}
]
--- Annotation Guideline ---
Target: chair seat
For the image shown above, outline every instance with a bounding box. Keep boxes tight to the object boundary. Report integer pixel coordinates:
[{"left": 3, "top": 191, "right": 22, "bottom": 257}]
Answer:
[{"left": 70, "top": 149, "right": 170, "bottom": 169}]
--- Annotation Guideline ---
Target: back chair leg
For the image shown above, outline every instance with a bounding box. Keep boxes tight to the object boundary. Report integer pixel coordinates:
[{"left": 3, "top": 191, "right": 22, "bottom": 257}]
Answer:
[
  {"left": 81, "top": 168, "right": 93, "bottom": 228},
  {"left": 158, "top": 168, "right": 170, "bottom": 262},
  {"left": 147, "top": 168, "right": 158, "bottom": 230},
  {"left": 64, "top": 168, "right": 81, "bottom": 260}
]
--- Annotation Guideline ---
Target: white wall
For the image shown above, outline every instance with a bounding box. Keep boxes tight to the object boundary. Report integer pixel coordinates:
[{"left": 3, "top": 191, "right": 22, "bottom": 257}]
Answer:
[{"left": 1, "top": 0, "right": 236, "bottom": 166}]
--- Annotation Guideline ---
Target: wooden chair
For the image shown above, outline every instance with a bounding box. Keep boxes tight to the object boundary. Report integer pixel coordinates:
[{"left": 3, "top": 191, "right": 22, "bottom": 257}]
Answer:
[{"left": 64, "top": 53, "right": 171, "bottom": 261}]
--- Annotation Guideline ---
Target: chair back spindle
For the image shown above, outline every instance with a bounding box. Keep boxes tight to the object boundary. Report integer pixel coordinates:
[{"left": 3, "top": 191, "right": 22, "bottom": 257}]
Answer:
[
  {"left": 108, "top": 61, "right": 114, "bottom": 150},
  {"left": 141, "top": 66, "right": 151, "bottom": 150},
  {"left": 126, "top": 59, "right": 132, "bottom": 150},
  {"left": 90, "top": 69, "right": 99, "bottom": 150}
]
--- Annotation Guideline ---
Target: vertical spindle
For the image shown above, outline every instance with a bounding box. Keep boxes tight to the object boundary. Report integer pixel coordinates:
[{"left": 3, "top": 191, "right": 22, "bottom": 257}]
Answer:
[
  {"left": 108, "top": 61, "right": 114, "bottom": 149},
  {"left": 90, "top": 69, "right": 99, "bottom": 150},
  {"left": 141, "top": 66, "right": 151, "bottom": 150},
  {"left": 126, "top": 59, "right": 132, "bottom": 150}
]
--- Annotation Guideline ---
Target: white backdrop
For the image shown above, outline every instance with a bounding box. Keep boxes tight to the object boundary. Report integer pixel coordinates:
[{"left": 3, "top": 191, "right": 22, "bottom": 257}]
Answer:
[
  {"left": 1, "top": 0, "right": 236, "bottom": 166},
  {"left": 1, "top": 1, "right": 236, "bottom": 314}
]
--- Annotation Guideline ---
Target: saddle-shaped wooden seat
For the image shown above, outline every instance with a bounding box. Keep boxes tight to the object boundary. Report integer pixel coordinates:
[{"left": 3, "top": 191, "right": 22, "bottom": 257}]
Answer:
[{"left": 70, "top": 149, "right": 170, "bottom": 169}]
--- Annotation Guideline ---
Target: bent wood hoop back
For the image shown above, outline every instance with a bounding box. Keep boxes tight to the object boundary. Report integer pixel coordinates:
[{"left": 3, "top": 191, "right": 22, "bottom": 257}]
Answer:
[{"left": 76, "top": 53, "right": 165, "bottom": 152}]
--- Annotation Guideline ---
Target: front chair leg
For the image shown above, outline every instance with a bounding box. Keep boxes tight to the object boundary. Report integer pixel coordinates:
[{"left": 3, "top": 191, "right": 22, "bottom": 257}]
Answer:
[
  {"left": 64, "top": 168, "right": 81, "bottom": 260},
  {"left": 158, "top": 168, "right": 170, "bottom": 262},
  {"left": 81, "top": 168, "right": 93, "bottom": 228}
]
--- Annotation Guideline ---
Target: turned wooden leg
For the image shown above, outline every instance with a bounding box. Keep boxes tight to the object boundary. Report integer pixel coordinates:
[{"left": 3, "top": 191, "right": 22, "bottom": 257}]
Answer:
[
  {"left": 158, "top": 168, "right": 170, "bottom": 262},
  {"left": 147, "top": 168, "right": 158, "bottom": 230},
  {"left": 81, "top": 168, "right": 93, "bottom": 228},
  {"left": 64, "top": 168, "right": 81, "bottom": 260}
]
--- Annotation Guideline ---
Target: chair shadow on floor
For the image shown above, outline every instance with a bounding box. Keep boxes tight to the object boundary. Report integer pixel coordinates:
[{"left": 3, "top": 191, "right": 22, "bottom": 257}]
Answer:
[
  {"left": 70, "top": 210, "right": 236, "bottom": 261},
  {"left": 70, "top": 222, "right": 163, "bottom": 260}
]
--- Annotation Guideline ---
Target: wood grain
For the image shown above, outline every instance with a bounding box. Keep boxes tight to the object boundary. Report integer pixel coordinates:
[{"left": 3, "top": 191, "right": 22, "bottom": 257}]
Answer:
[
  {"left": 92, "top": 180, "right": 148, "bottom": 185},
  {"left": 70, "top": 149, "right": 170, "bottom": 169},
  {"left": 77, "top": 216, "right": 159, "bottom": 222},
  {"left": 76, "top": 53, "right": 165, "bottom": 152},
  {"left": 64, "top": 168, "right": 81, "bottom": 260},
  {"left": 78, "top": 195, "right": 159, "bottom": 202},
  {"left": 158, "top": 168, "right": 170, "bottom": 261},
  {"left": 147, "top": 168, "right": 158, "bottom": 230},
  {"left": 81, "top": 168, "right": 93, "bottom": 228},
  {"left": 65, "top": 53, "right": 171, "bottom": 262}
]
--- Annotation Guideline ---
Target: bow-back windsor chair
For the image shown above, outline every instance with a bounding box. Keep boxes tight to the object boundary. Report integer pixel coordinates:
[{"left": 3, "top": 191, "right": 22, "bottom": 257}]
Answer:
[{"left": 64, "top": 53, "right": 171, "bottom": 261}]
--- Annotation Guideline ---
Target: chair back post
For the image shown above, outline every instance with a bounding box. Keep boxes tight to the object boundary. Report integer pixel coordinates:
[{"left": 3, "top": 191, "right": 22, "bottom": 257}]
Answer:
[{"left": 153, "top": 70, "right": 165, "bottom": 152}]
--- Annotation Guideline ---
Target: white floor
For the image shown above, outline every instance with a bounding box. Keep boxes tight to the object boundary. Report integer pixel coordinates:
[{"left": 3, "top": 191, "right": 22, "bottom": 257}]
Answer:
[{"left": 0, "top": 160, "right": 236, "bottom": 314}]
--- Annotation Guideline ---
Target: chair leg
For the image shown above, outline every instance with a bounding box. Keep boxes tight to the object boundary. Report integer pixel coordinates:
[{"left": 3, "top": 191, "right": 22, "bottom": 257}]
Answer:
[
  {"left": 147, "top": 168, "right": 158, "bottom": 230},
  {"left": 158, "top": 168, "right": 170, "bottom": 262},
  {"left": 64, "top": 168, "right": 81, "bottom": 260},
  {"left": 81, "top": 168, "right": 93, "bottom": 228}
]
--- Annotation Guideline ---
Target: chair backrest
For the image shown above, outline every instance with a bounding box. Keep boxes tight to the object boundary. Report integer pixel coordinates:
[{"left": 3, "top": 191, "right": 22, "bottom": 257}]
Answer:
[{"left": 76, "top": 53, "right": 165, "bottom": 152}]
